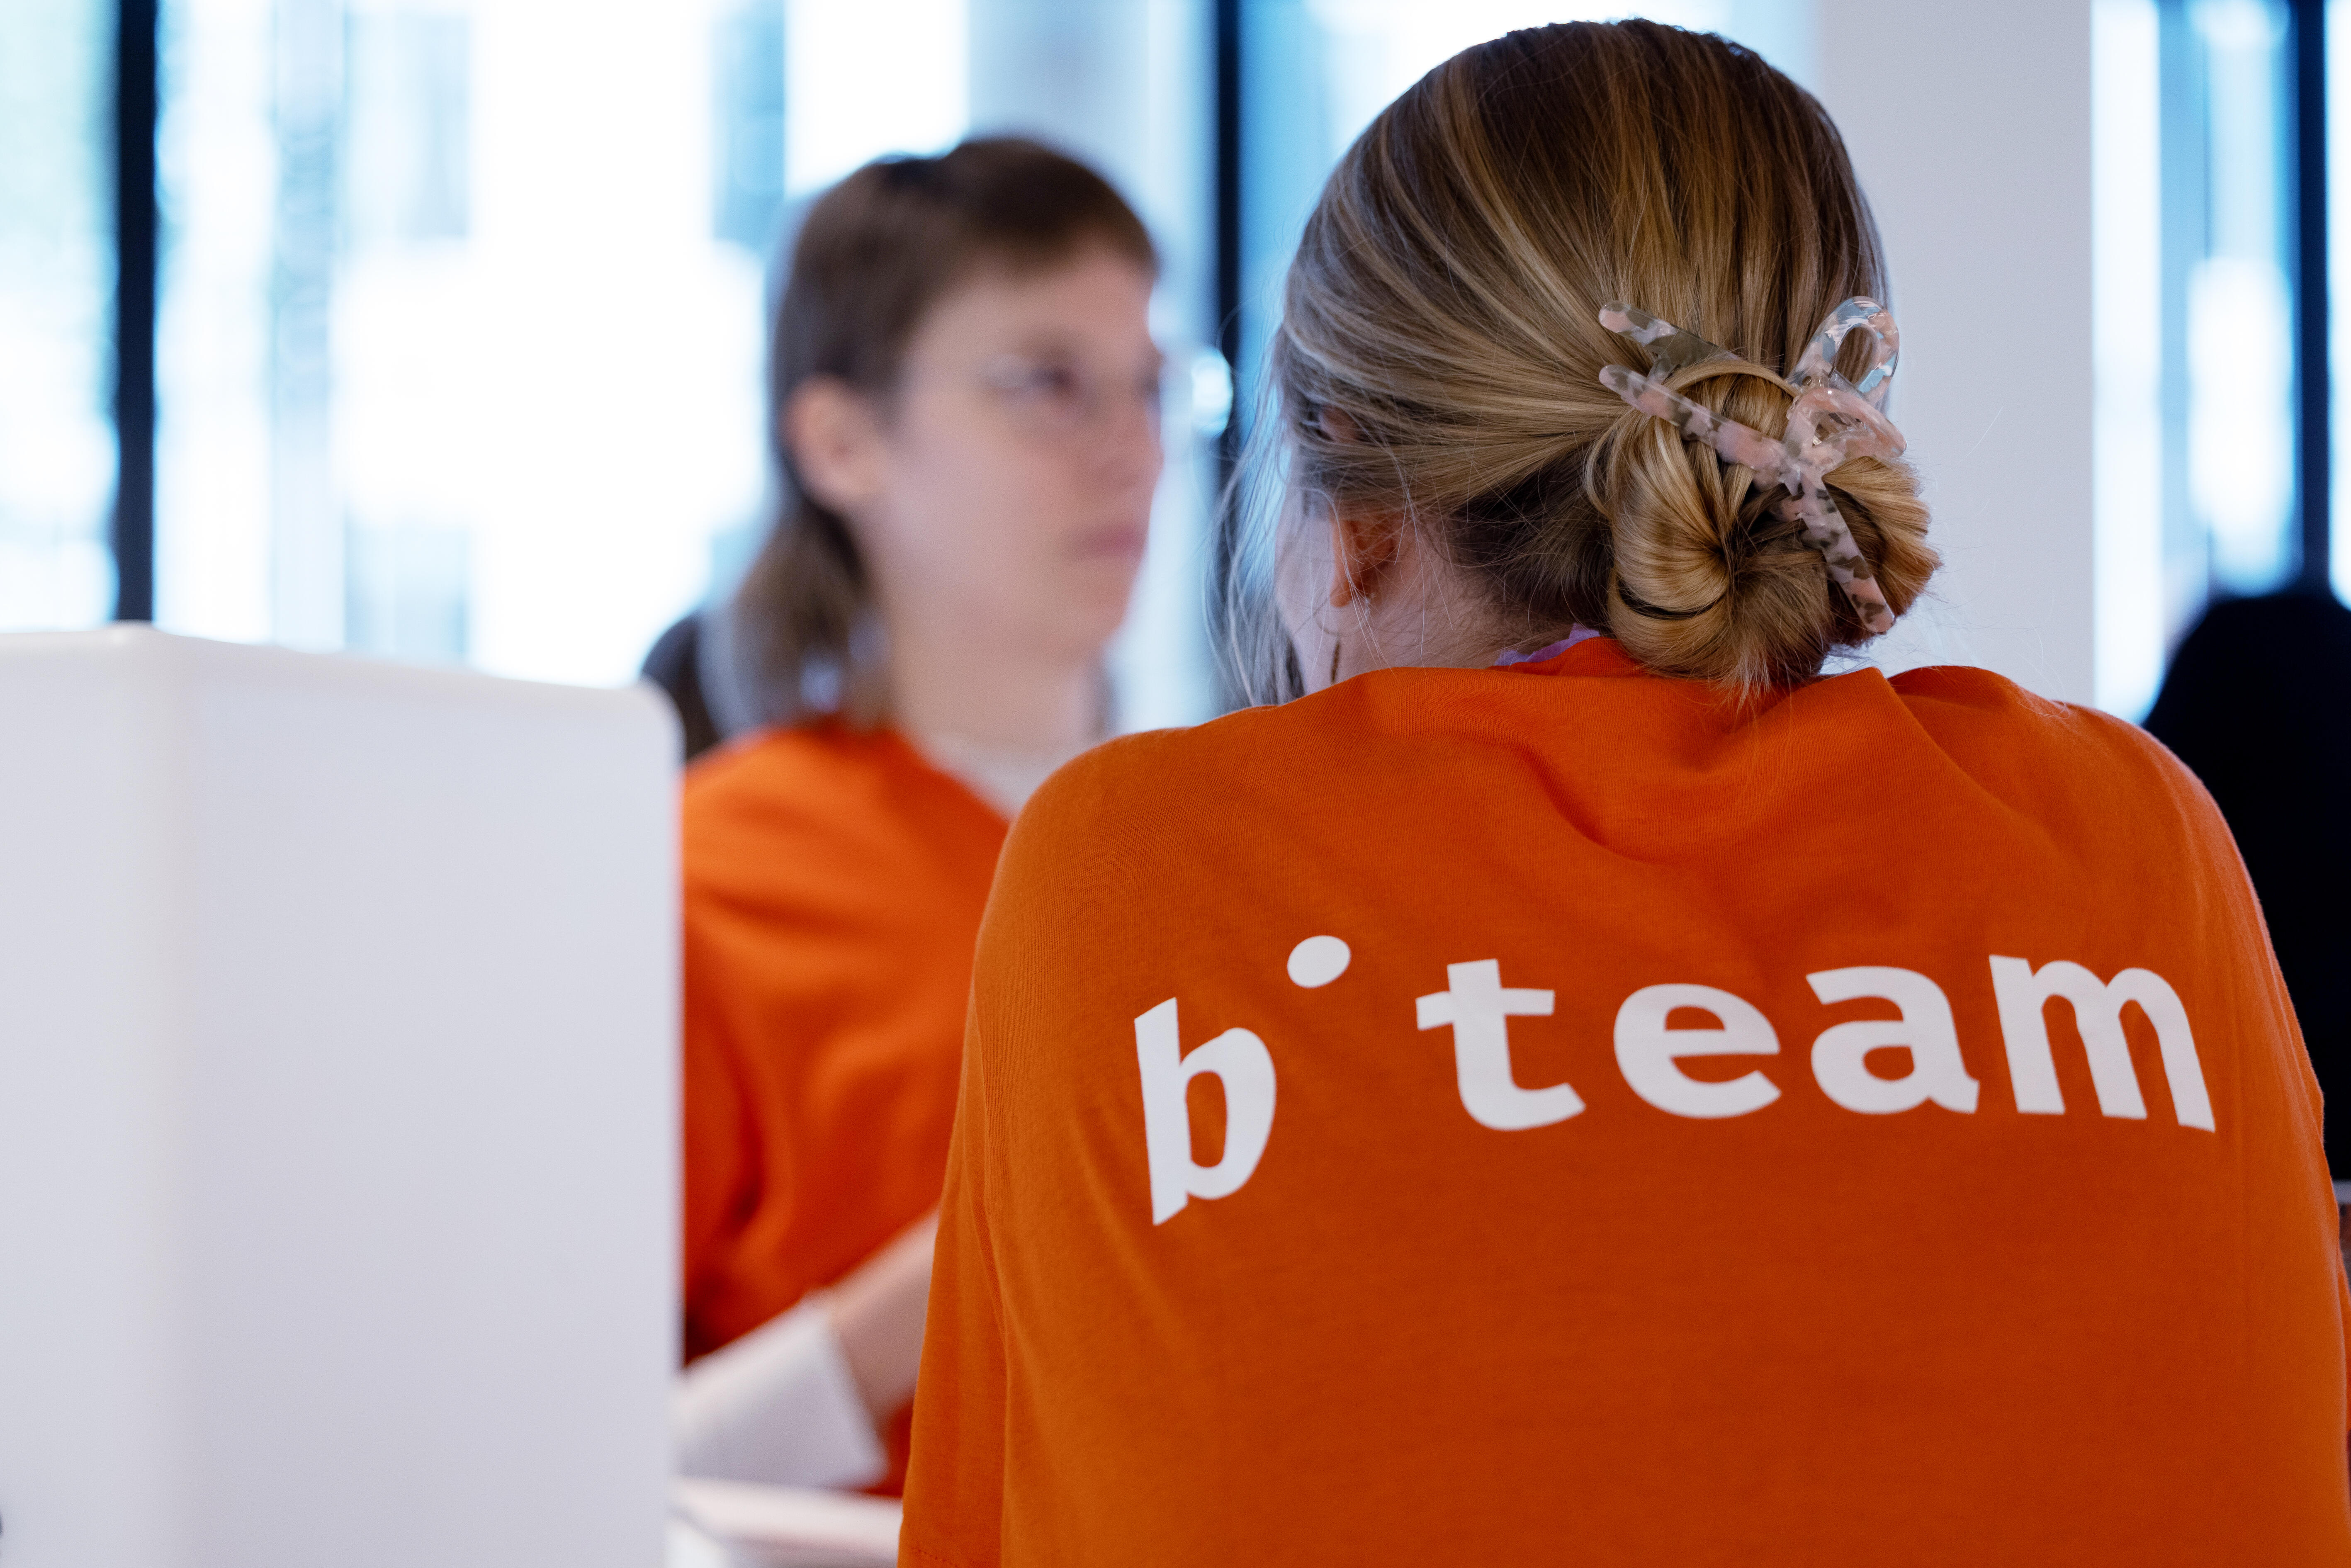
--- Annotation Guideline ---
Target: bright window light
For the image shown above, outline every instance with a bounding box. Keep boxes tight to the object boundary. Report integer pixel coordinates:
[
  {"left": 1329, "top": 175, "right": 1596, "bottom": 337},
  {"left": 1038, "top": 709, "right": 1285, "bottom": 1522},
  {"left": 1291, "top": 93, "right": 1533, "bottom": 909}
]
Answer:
[
  {"left": 0, "top": 0, "right": 116, "bottom": 632},
  {"left": 785, "top": 0, "right": 968, "bottom": 197},
  {"left": 2191, "top": 0, "right": 2296, "bottom": 598}
]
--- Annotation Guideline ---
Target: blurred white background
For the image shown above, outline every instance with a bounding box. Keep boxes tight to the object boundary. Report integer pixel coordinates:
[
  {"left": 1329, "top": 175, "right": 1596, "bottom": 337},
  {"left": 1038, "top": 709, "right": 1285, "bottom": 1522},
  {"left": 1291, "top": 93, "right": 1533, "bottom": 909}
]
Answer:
[{"left": 2, "top": 0, "right": 2342, "bottom": 720}]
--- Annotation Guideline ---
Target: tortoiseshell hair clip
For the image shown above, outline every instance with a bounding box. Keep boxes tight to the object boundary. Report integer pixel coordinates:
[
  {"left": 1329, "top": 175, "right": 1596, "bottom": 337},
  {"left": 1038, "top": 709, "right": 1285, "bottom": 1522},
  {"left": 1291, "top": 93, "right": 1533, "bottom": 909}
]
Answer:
[{"left": 1596, "top": 297, "right": 1905, "bottom": 636}]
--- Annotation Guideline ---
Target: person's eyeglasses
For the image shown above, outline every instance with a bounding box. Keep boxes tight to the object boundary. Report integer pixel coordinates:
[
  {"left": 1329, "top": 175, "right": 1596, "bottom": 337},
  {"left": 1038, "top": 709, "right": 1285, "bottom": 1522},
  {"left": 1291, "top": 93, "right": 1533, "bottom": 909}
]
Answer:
[{"left": 976, "top": 353, "right": 1164, "bottom": 443}]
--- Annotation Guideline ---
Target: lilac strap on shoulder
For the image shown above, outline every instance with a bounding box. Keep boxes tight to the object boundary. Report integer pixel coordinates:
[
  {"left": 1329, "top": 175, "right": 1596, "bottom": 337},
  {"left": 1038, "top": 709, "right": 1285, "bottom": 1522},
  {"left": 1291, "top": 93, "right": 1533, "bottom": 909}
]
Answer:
[
  {"left": 1494, "top": 626, "right": 1602, "bottom": 667},
  {"left": 1595, "top": 298, "right": 1904, "bottom": 636}
]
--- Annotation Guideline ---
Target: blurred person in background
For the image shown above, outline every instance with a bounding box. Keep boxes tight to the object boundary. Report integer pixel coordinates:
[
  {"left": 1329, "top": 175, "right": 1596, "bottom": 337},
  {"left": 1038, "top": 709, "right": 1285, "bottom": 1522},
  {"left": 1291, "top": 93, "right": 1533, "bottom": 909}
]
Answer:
[
  {"left": 666, "top": 138, "right": 1162, "bottom": 1492},
  {"left": 2145, "top": 590, "right": 2351, "bottom": 1175},
  {"left": 900, "top": 23, "right": 2350, "bottom": 1564}
]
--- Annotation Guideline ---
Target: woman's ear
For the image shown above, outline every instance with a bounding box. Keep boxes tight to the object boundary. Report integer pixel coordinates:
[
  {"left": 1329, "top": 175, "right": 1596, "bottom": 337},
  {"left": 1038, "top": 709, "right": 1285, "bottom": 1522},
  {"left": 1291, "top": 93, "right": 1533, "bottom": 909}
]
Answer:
[
  {"left": 1316, "top": 407, "right": 1402, "bottom": 606},
  {"left": 1327, "top": 511, "right": 1403, "bottom": 607},
  {"left": 784, "top": 376, "right": 887, "bottom": 515}
]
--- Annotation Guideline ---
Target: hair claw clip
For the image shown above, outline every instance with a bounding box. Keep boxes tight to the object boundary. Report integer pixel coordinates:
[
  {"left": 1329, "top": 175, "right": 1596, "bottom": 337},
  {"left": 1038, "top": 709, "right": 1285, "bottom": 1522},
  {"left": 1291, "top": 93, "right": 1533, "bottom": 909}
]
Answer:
[{"left": 1597, "top": 297, "right": 1906, "bottom": 637}]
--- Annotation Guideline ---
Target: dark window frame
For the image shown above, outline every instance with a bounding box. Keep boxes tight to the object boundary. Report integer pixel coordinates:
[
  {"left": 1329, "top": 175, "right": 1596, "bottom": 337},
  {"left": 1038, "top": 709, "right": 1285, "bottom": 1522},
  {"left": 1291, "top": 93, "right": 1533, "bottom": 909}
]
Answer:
[
  {"left": 2291, "top": 0, "right": 2330, "bottom": 592},
  {"left": 112, "top": 0, "right": 158, "bottom": 622}
]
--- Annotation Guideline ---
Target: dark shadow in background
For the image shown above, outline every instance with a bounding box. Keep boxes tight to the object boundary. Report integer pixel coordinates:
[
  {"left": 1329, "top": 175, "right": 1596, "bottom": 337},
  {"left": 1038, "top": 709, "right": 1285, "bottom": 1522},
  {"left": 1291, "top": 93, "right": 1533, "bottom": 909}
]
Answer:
[
  {"left": 643, "top": 615, "right": 724, "bottom": 763},
  {"left": 2145, "top": 590, "right": 2351, "bottom": 1172}
]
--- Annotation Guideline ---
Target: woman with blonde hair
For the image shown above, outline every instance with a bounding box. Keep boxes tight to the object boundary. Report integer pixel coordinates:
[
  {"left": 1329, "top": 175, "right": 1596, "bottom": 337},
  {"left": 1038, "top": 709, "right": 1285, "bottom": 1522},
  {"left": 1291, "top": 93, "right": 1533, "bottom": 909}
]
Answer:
[{"left": 900, "top": 22, "right": 2349, "bottom": 1563}]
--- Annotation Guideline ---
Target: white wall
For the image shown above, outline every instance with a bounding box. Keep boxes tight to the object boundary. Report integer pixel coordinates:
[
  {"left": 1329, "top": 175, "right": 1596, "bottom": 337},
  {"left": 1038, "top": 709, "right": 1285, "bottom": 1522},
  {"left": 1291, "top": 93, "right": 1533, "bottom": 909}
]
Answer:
[{"left": 1815, "top": 0, "right": 2096, "bottom": 704}]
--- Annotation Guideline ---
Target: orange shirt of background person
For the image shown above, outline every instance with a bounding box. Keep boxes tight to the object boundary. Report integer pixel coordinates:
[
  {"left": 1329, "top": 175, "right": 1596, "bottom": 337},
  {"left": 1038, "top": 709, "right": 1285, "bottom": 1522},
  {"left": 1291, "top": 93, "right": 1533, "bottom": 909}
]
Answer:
[
  {"left": 681, "top": 724, "right": 1001, "bottom": 1356},
  {"left": 674, "top": 139, "right": 1165, "bottom": 1492},
  {"left": 901, "top": 22, "right": 2351, "bottom": 1565}
]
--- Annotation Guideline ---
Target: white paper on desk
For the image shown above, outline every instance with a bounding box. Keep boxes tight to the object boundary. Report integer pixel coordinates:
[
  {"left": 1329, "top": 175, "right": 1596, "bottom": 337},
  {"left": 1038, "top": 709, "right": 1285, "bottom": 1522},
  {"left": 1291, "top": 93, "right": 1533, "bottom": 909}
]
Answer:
[{"left": 673, "top": 1477, "right": 901, "bottom": 1567}]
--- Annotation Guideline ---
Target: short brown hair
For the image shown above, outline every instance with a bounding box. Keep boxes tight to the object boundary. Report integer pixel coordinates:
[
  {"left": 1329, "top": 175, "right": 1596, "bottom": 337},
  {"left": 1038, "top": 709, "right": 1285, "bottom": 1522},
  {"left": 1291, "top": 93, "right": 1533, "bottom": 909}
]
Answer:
[
  {"left": 1260, "top": 21, "right": 1935, "bottom": 693},
  {"left": 733, "top": 137, "right": 1156, "bottom": 724}
]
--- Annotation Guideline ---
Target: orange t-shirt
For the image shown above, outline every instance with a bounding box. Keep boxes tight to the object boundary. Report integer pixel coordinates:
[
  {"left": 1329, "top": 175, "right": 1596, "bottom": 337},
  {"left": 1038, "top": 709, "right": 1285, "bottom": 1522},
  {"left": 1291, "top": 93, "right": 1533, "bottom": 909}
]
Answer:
[
  {"left": 681, "top": 721, "right": 1006, "bottom": 1366},
  {"left": 902, "top": 639, "right": 2351, "bottom": 1566}
]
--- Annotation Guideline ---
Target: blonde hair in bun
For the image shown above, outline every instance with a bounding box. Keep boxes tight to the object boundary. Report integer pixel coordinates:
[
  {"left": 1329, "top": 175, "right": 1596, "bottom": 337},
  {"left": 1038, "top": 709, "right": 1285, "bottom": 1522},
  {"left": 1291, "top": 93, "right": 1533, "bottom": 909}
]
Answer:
[{"left": 1254, "top": 18, "right": 1937, "bottom": 695}]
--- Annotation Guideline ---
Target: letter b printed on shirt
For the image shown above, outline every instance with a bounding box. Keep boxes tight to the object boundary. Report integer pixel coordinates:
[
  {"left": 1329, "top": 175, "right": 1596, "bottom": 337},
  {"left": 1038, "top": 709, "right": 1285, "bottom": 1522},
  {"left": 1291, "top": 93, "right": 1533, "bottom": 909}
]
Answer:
[{"left": 1135, "top": 999, "right": 1277, "bottom": 1225}]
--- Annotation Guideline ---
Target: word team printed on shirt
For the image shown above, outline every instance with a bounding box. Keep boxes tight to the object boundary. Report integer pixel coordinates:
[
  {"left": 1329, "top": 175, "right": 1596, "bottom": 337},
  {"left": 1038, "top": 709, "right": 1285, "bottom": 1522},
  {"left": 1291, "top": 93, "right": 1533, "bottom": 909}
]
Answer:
[{"left": 1134, "top": 944, "right": 2215, "bottom": 1225}]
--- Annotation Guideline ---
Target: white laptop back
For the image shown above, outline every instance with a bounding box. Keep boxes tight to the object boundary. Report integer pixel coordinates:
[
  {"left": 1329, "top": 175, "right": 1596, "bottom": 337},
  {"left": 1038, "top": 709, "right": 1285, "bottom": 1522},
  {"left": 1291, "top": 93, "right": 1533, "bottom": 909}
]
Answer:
[{"left": 0, "top": 629, "right": 676, "bottom": 1567}]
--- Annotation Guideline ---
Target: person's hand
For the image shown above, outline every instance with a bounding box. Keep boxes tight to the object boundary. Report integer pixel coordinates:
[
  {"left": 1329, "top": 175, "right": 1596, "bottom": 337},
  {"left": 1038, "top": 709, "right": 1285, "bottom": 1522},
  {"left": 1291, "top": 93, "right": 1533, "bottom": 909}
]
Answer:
[{"left": 827, "top": 1211, "right": 939, "bottom": 1425}]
